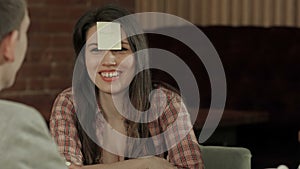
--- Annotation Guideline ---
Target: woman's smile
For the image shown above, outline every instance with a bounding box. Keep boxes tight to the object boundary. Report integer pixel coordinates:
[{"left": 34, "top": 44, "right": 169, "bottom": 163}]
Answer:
[{"left": 99, "top": 70, "right": 122, "bottom": 82}]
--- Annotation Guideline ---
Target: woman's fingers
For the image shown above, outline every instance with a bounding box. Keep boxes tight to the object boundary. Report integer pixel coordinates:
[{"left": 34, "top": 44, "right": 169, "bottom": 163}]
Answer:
[{"left": 68, "top": 164, "right": 82, "bottom": 169}]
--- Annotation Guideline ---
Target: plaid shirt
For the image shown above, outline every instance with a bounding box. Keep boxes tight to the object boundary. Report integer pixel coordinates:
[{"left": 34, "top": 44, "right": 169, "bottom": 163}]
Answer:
[{"left": 50, "top": 87, "right": 203, "bottom": 169}]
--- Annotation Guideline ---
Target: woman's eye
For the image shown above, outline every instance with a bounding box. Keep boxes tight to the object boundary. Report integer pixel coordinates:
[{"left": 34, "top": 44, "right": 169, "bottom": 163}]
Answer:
[
  {"left": 116, "top": 47, "right": 128, "bottom": 52},
  {"left": 112, "top": 47, "right": 129, "bottom": 54},
  {"left": 91, "top": 48, "right": 100, "bottom": 52},
  {"left": 121, "top": 47, "right": 128, "bottom": 51}
]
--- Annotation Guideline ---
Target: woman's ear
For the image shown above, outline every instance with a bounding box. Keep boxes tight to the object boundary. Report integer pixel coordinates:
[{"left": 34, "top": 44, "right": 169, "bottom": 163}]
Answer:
[{"left": 0, "top": 30, "right": 19, "bottom": 63}]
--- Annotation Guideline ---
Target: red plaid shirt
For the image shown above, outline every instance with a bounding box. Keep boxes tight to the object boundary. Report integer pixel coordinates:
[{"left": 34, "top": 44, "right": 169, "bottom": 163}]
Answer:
[{"left": 50, "top": 87, "right": 203, "bottom": 169}]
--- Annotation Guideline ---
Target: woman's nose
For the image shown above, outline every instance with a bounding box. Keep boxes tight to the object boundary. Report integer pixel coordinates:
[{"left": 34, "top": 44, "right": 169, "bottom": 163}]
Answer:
[{"left": 101, "top": 51, "right": 117, "bottom": 66}]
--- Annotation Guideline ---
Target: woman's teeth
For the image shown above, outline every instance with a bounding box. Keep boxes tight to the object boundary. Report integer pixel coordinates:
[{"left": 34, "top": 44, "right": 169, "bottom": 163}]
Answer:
[{"left": 101, "top": 71, "right": 120, "bottom": 78}]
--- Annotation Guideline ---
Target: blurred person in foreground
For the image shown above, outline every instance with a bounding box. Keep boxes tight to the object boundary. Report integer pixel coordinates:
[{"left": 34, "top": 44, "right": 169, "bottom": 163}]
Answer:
[{"left": 0, "top": 0, "right": 67, "bottom": 168}]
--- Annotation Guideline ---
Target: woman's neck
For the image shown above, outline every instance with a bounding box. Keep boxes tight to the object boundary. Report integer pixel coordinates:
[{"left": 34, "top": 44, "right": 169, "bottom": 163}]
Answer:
[
  {"left": 99, "top": 91, "right": 127, "bottom": 122},
  {"left": 98, "top": 92, "right": 128, "bottom": 162}
]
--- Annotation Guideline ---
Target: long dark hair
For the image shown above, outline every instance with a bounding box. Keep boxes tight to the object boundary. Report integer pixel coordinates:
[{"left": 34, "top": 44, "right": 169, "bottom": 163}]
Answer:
[{"left": 72, "top": 5, "right": 152, "bottom": 164}]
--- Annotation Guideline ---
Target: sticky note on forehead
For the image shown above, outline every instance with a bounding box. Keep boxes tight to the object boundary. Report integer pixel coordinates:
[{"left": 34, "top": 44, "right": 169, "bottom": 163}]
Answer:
[{"left": 97, "top": 22, "right": 121, "bottom": 50}]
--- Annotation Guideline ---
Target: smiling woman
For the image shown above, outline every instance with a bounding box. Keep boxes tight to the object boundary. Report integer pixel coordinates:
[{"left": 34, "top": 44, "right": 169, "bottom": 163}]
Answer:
[{"left": 49, "top": 5, "right": 203, "bottom": 169}]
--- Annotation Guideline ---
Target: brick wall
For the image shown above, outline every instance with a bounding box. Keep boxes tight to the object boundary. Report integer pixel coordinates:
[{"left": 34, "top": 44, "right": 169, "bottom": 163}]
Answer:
[{"left": 0, "top": 0, "right": 135, "bottom": 122}]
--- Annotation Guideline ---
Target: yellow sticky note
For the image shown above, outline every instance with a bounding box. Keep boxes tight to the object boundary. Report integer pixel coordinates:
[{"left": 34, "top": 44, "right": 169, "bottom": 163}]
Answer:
[{"left": 97, "top": 22, "right": 122, "bottom": 50}]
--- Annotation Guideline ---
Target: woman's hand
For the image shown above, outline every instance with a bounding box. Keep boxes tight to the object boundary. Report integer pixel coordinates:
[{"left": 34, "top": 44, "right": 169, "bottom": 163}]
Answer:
[
  {"left": 68, "top": 164, "right": 82, "bottom": 169},
  {"left": 142, "top": 156, "right": 176, "bottom": 169},
  {"left": 66, "top": 157, "right": 176, "bottom": 169}
]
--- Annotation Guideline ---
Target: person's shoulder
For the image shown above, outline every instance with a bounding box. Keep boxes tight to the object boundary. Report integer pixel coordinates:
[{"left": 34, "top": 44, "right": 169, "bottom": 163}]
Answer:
[
  {"left": 0, "top": 100, "right": 49, "bottom": 142},
  {"left": 53, "top": 87, "right": 74, "bottom": 105},
  {"left": 0, "top": 99, "right": 46, "bottom": 126},
  {"left": 0, "top": 99, "right": 40, "bottom": 118},
  {"left": 53, "top": 87, "right": 75, "bottom": 106},
  {"left": 0, "top": 101, "right": 67, "bottom": 169},
  {"left": 152, "top": 82, "right": 181, "bottom": 101},
  {"left": 57, "top": 87, "right": 73, "bottom": 98}
]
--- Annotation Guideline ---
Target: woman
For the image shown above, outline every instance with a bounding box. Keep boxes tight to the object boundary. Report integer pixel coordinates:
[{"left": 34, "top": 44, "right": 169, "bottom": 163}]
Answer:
[{"left": 50, "top": 5, "right": 203, "bottom": 169}]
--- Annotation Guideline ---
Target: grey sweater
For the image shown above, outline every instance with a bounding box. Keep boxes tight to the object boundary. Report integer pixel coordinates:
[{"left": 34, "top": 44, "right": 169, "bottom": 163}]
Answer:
[{"left": 0, "top": 100, "right": 67, "bottom": 169}]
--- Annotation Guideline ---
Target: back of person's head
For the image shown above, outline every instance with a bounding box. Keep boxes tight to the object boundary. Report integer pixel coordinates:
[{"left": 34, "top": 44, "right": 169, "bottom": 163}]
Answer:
[
  {"left": 0, "top": 0, "right": 26, "bottom": 41},
  {"left": 0, "top": 0, "right": 28, "bottom": 91}
]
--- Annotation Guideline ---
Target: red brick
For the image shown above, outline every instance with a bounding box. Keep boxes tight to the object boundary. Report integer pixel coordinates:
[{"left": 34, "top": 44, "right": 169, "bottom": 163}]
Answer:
[
  {"left": 90, "top": 0, "right": 105, "bottom": 6},
  {"left": 45, "top": 77, "right": 72, "bottom": 90},
  {"left": 0, "top": 75, "right": 27, "bottom": 95},
  {"left": 69, "top": 6, "right": 90, "bottom": 19},
  {"left": 117, "top": 0, "right": 135, "bottom": 12},
  {"left": 27, "top": 78, "right": 46, "bottom": 90},
  {"left": 47, "top": 5, "right": 89, "bottom": 19},
  {"left": 30, "top": 21, "right": 74, "bottom": 34},
  {"left": 28, "top": 21, "right": 45, "bottom": 33},
  {"left": 28, "top": 6, "right": 50, "bottom": 20},
  {"left": 27, "top": 0, "right": 46, "bottom": 6},
  {"left": 51, "top": 34, "right": 73, "bottom": 48},
  {"left": 26, "top": 48, "right": 52, "bottom": 62},
  {"left": 50, "top": 63, "right": 74, "bottom": 77},
  {"left": 45, "top": 0, "right": 88, "bottom": 6},
  {"left": 27, "top": 47, "right": 73, "bottom": 63},
  {"left": 8, "top": 73, "right": 28, "bottom": 91},
  {"left": 28, "top": 33, "right": 51, "bottom": 49},
  {"left": 47, "top": 6, "right": 71, "bottom": 19},
  {"left": 88, "top": 0, "right": 135, "bottom": 11},
  {"left": 20, "top": 62, "right": 52, "bottom": 77},
  {"left": 49, "top": 49, "right": 75, "bottom": 62},
  {"left": 43, "top": 20, "right": 74, "bottom": 33}
]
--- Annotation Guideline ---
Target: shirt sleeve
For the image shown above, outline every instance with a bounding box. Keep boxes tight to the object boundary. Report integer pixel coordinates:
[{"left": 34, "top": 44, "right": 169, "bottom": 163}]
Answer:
[
  {"left": 159, "top": 91, "right": 204, "bottom": 169},
  {"left": 49, "top": 89, "right": 83, "bottom": 166}
]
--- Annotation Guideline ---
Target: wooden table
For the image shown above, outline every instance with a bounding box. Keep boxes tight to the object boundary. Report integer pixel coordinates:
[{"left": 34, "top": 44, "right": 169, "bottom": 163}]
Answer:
[
  {"left": 191, "top": 108, "right": 269, "bottom": 130},
  {"left": 189, "top": 108, "right": 269, "bottom": 145}
]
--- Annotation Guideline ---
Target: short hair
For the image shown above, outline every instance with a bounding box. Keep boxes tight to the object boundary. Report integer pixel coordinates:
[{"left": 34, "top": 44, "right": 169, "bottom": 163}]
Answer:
[{"left": 0, "top": 0, "right": 27, "bottom": 41}]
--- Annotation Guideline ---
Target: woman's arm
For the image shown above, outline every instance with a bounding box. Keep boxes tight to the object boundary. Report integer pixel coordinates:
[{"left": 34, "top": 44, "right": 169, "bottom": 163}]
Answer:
[
  {"left": 157, "top": 89, "right": 204, "bottom": 169},
  {"left": 50, "top": 88, "right": 84, "bottom": 166}
]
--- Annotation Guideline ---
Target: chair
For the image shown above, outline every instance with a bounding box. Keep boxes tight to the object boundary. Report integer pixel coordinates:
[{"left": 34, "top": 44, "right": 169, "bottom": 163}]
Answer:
[{"left": 200, "top": 145, "right": 252, "bottom": 169}]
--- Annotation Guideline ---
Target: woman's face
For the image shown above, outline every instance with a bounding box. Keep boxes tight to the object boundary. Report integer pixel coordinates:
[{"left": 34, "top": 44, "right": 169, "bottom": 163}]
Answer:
[{"left": 85, "top": 25, "right": 135, "bottom": 95}]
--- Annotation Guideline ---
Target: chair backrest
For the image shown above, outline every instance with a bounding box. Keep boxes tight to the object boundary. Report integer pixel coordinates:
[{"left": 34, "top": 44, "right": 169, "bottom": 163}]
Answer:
[{"left": 200, "top": 145, "right": 252, "bottom": 169}]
